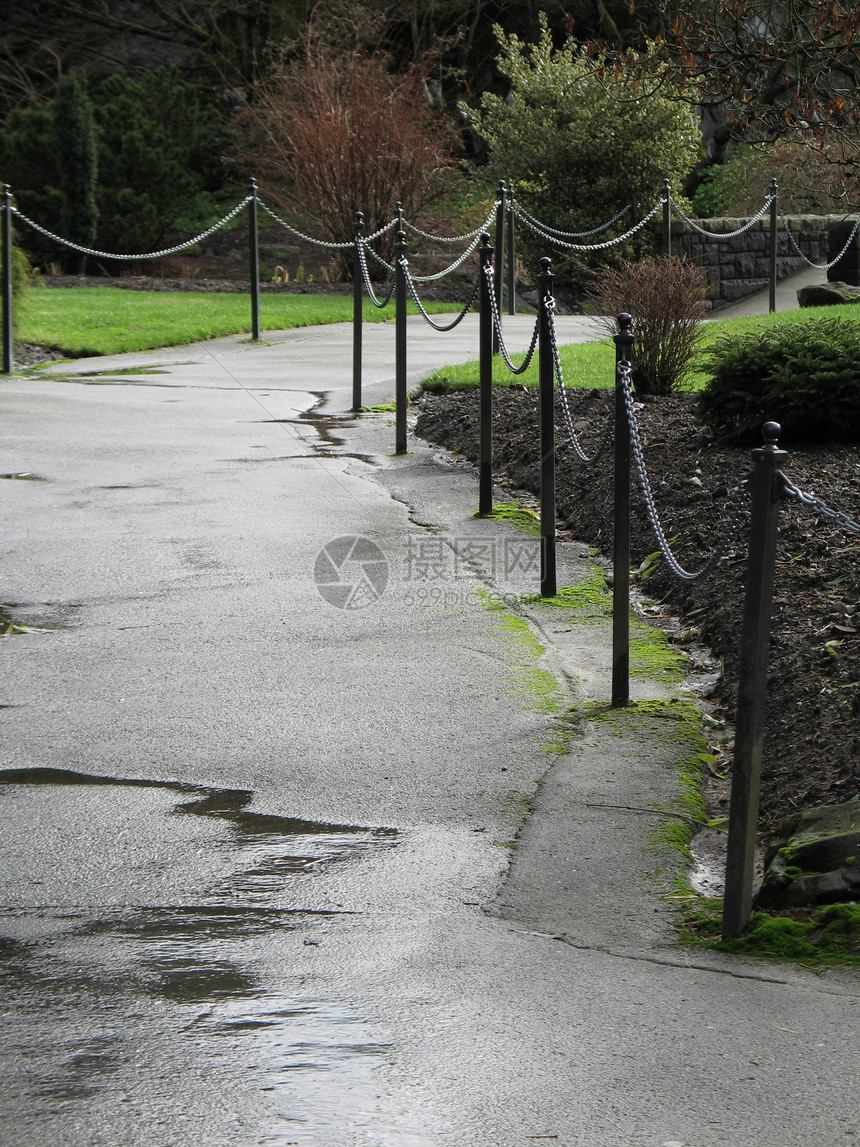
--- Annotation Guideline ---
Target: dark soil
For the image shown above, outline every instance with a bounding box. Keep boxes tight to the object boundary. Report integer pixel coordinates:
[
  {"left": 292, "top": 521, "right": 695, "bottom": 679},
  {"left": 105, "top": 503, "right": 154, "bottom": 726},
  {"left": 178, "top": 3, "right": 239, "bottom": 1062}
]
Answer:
[{"left": 415, "top": 387, "right": 860, "bottom": 834}]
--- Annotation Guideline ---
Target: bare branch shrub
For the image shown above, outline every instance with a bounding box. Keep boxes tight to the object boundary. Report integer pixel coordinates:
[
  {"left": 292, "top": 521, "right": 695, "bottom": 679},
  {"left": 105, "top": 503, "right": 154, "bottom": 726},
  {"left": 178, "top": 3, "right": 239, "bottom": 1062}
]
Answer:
[
  {"left": 588, "top": 257, "right": 710, "bottom": 395},
  {"left": 233, "top": 27, "right": 457, "bottom": 278}
]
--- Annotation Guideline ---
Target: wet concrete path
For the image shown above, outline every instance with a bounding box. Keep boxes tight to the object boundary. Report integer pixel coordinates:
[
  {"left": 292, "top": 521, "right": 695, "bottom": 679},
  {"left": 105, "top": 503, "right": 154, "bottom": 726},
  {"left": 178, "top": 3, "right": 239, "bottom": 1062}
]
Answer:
[{"left": 2, "top": 311, "right": 859, "bottom": 1145}]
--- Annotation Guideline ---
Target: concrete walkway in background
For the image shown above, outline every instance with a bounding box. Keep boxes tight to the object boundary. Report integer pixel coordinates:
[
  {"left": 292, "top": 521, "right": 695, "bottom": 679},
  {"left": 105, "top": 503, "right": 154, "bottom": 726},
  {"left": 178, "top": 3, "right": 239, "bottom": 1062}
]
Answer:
[{"left": 1, "top": 269, "right": 857, "bottom": 1147}]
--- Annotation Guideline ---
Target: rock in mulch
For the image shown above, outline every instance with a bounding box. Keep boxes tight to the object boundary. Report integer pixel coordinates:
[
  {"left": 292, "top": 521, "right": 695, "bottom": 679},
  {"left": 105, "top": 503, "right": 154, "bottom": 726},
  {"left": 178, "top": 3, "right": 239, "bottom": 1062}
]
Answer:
[{"left": 757, "top": 800, "right": 860, "bottom": 908}]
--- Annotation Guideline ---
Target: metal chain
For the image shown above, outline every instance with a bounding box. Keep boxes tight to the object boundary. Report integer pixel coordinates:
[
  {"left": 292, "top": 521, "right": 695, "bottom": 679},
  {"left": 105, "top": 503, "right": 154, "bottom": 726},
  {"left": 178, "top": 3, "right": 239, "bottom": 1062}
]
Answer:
[
  {"left": 620, "top": 363, "right": 751, "bottom": 581},
  {"left": 402, "top": 203, "right": 497, "bottom": 245},
  {"left": 362, "top": 241, "right": 396, "bottom": 275},
  {"left": 782, "top": 478, "right": 860, "bottom": 534},
  {"left": 11, "top": 196, "right": 252, "bottom": 261},
  {"left": 357, "top": 239, "right": 396, "bottom": 309},
  {"left": 409, "top": 233, "right": 483, "bottom": 282},
  {"left": 512, "top": 199, "right": 631, "bottom": 239},
  {"left": 257, "top": 199, "right": 355, "bottom": 250},
  {"left": 670, "top": 194, "right": 774, "bottom": 239},
  {"left": 483, "top": 263, "right": 539, "bottom": 375},
  {"left": 400, "top": 260, "right": 480, "bottom": 330},
  {"left": 364, "top": 218, "right": 399, "bottom": 243},
  {"left": 515, "top": 200, "right": 662, "bottom": 252},
  {"left": 778, "top": 204, "right": 860, "bottom": 271},
  {"left": 546, "top": 296, "right": 612, "bottom": 465}
]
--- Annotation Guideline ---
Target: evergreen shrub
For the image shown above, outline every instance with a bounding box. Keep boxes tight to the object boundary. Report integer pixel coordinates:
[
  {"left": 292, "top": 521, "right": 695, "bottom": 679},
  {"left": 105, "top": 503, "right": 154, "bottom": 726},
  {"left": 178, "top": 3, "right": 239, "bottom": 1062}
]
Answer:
[
  {"left": 698, "top": 318, "right": 860, "bottom": 445},
  {"left": 473, "top": 17, "right": 700, "bottom": 291}
]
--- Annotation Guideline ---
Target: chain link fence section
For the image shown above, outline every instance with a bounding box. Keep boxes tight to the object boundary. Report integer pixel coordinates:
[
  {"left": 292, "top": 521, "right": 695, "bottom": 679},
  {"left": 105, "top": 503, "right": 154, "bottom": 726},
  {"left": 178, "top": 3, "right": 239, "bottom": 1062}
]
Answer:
[
  {"left": 514, "top": 200, "right": 662, "bottom": 252},
  {"left": 619, "top": 363, "right": 751, "bottom": 581},
  {"left": 777, "top": 204, "right": 860, "bottom": 271},
  {"left": 257, "top": 199, "right": 355, "bottom": 250},
  {"left": 669, "top": 194, "right": 774, "bottom": 239},
  {"left": 400, "top": 259, "right": 481, "bottom": 331},
  {"left": 782, "top": 478, "right": 860, "bottom": 534},
  {"left": 11, "top": 196, "right": 253, "bottom": 262},
  {"left": 482, "top": 263, "right": 539, "bottom": 374},
  {"left": 546, "top": 297, "right": 612, "bottom": 465},
  {"left": 513, "top": 199, "right": 632, "bottom": 240}
]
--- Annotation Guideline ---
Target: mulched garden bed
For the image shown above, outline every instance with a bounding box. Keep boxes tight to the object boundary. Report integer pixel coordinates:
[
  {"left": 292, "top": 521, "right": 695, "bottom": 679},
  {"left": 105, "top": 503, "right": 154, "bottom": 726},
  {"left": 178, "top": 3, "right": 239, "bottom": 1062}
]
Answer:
[{"left": 415, "top": 387, "right": 860, "bottom": 833}]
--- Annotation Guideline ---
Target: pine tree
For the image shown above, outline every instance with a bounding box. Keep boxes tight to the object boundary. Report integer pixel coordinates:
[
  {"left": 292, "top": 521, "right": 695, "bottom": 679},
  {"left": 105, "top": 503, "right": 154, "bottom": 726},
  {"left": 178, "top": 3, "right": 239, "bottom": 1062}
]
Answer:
[{"left": 53, "top": 72, "right": 98, "bottom": 268}]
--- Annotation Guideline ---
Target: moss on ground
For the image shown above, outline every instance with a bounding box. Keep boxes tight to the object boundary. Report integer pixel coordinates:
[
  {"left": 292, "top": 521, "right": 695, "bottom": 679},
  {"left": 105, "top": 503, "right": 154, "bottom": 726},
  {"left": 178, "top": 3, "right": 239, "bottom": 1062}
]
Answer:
[
  {"left": 678, "top": 899, "right": 860, "bottom": 967},
  {"left": 475, "top": 501, "right": 541, "bottom": 537},
  {"left": 480, "top": 592, "right": 564, "bottom": 717}
]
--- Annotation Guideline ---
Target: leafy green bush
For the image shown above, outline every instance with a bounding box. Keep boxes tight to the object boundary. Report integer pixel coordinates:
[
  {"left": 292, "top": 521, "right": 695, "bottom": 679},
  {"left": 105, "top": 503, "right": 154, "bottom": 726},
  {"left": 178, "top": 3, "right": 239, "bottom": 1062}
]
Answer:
[
  {"left": 472, "top": 17, "right": 700, "bottom": 289},
  {"left": 588, "top": 256, "right": 709, "bottom": 394},
  {"left": 698, "top": 318, "right": 860, "bottom": 445}
]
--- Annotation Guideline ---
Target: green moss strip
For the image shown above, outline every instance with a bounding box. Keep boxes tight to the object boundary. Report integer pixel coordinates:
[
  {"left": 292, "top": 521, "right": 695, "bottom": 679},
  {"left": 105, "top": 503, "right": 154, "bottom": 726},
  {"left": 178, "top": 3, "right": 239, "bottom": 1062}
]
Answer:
[{"left": 678, "top": 900, "right": 860, "bottom": 967}]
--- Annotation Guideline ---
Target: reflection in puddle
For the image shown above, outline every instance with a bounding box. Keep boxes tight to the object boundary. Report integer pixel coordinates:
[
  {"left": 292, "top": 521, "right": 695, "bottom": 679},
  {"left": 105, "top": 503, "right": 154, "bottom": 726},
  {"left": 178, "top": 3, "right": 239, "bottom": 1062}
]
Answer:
[
  {"left": 0, "top": 770, "right": 406, "bottom": 1144},
  {"left": 257, "top": 392, "right": 375, "bottom": 465}
]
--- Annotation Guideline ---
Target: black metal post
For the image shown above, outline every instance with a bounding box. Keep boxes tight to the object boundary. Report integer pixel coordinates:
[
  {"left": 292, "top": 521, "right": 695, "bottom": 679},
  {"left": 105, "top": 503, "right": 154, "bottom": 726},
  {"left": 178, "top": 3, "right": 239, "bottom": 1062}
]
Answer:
[
  {"left": 722, "top": 422, "right": 789, "bottom": 939},
  {"left": 248, "top": 178, "right": 260, "bottom": 341},
  {"left": 768, "top": 177, "right": 778, "bottom": 314},
  {"left": 352, "top": 211, "right": 364, "bottom": 411},
  {"left": 394, "top": 229, "right": 408, "bottom": 455},
  {"left": 612, "top": 313, "right": 634, "bottom": 706},
  {"left": 538, "top": 257, "right": 556, "bottom": 599},
  {"left": 506, "top": 183, "right": 516, "bottom": 316},
  {"left": 493, "top": 180, "right": 505, "bottom": 353},
  {"left": 2, "top": 184, "right": 12, "bottom": 375},
  {"left": 662, "top": 178, "right": 672, "bottom": 257},
  {"left": 478, "top": 234, "right": 494, "bottom": 516}
]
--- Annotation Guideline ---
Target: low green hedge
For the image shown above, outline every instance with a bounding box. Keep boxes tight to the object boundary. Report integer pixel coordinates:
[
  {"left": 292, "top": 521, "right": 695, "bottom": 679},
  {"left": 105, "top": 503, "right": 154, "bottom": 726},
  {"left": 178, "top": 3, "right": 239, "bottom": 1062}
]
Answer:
[{"left": 698, "top": 317, "right": 860, "bottom": 445}]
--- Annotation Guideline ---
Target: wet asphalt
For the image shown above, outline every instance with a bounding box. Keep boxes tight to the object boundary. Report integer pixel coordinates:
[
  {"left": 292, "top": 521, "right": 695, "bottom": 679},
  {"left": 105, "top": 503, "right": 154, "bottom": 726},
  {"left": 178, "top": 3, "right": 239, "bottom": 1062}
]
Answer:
[{"left": 2, "top": 281, "right": 859, "bottom": 1146}]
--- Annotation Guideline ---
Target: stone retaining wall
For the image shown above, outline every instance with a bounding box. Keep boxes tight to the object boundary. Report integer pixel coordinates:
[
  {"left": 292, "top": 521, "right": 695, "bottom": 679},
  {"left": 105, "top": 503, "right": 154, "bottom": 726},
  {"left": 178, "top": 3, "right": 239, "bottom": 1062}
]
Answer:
[{"left": 663, "top": 214, "right": 857, "bottom": 308}]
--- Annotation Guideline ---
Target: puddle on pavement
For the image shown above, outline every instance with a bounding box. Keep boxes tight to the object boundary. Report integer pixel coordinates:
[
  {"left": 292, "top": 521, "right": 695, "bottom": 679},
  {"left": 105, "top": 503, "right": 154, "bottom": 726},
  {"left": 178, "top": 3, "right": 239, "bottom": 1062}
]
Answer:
[
  {"left": 0, "top": 768, "right": 409, "bottom": 1145},
  {"left": 0, "top": 471, "right": 47, "bottom": 480},
  {"left": 254, "top": 393, "right": 375, "bottom": 465}
]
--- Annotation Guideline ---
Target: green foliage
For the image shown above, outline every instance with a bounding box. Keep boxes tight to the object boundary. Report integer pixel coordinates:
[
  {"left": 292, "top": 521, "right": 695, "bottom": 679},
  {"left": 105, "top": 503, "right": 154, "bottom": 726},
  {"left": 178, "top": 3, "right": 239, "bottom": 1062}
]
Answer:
[
  {"left": 0, "top": 68, "right": 225, "bottom": 265},
  {"left": 91, "top": 67, "right": 224, "bottom": 255},
  {"left": 679, "top": 900, "right": 860, "bottom": 966},
  {"left": 53, "top": 73, "right": 98, "bottom": 259},
  {"left": 473, "top": 18, "right": 700, "bottom": 288},
  {"left": 698, "top": 317, "right": 860, "bottom": 445},
  {"left": 5, "top": 226, "right": 32, "bottom": 334},
  {"left": 0, "top": 102, "right": 64, "bottom": 268}
]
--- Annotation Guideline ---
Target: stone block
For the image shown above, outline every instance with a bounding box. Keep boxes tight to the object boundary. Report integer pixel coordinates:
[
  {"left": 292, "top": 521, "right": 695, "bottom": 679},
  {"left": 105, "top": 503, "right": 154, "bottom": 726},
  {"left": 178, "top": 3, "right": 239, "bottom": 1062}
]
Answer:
[
  {"left": 798, "top": 282, "right": 860, "bottom": 307},
  {"left": 756, "top": 799, "right": 860, "bottom": 908}
]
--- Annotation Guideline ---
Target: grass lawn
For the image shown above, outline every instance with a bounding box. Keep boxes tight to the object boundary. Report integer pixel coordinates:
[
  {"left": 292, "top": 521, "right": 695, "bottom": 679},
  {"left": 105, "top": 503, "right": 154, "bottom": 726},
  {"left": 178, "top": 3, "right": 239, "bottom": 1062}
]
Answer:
[
  {"left": 421, "top": 304, "right": 860, "bottom": 393},
  {"left": 14, "top": 286, "right": 462, "bottom": 358}
]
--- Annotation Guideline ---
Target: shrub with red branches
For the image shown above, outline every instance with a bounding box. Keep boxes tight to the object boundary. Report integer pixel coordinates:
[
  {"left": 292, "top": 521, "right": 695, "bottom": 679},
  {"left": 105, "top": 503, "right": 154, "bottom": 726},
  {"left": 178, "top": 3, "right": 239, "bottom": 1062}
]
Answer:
[
  {"left": 234, "top": 31, "right": 457, "bottom": 278},
  {"left": 588, "top": 256, "right": 710, "bottom": 395}
]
